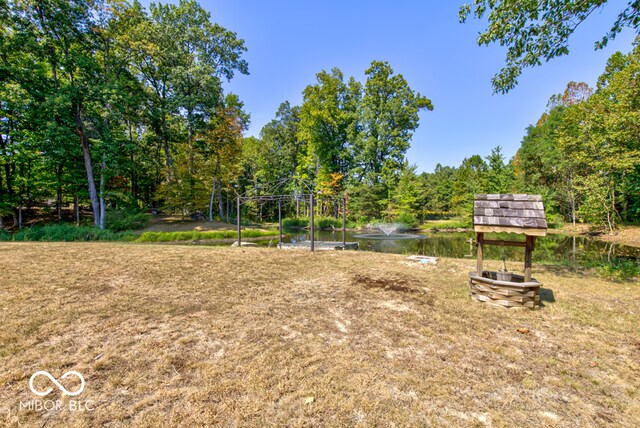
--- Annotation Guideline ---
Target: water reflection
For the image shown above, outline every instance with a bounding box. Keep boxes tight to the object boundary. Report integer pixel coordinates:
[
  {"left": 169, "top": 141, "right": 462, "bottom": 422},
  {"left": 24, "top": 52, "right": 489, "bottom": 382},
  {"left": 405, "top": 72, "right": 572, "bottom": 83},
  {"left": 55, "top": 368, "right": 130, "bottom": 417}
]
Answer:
[{"left": 278, "top": 229, "right": 640, "bottom": 266}]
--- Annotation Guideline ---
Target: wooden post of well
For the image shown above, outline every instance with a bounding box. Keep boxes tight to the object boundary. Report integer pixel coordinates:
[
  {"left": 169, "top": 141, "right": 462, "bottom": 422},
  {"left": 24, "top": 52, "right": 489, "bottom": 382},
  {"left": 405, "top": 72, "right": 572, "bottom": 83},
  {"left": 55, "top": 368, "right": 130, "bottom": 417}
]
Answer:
[
  {"left": 524, "top": 235, "right": 533, "bottom": 282},
  {"left": 476, "top": 232, "right": 484, "bottom": 276},
  {"left": 236, "top": 196, "right": 241, "bottom": 247}
]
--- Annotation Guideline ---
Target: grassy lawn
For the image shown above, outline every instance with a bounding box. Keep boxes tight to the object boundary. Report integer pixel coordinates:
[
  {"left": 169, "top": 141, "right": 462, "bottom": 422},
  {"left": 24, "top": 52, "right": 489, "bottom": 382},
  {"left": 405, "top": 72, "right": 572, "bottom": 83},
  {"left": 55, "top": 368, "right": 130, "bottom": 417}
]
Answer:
[{"left": 0, "top": 243, "right": 638, "bottom": 427}]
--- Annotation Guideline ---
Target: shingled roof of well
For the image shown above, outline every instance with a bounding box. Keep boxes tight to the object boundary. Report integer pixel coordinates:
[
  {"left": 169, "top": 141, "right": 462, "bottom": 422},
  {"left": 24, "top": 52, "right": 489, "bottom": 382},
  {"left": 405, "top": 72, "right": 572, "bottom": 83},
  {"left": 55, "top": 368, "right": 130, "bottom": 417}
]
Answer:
[{"left": 473, "top": 194, "right": 547, "bottom": 229}]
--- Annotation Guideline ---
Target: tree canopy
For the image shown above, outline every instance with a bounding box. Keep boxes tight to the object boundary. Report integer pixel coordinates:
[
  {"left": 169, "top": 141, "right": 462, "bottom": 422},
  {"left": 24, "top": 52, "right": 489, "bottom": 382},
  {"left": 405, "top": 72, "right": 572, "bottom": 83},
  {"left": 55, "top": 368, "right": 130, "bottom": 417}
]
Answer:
[{"left": 460, "top": 0, "right": 640, "bottom": 93}]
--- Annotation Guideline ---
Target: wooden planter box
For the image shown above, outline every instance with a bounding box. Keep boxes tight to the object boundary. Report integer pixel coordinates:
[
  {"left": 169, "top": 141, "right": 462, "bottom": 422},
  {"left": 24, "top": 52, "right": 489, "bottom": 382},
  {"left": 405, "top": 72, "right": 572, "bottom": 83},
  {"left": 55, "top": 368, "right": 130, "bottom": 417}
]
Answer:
[{"left": 469, "top": 271, "right": 541, "bottom": 309}]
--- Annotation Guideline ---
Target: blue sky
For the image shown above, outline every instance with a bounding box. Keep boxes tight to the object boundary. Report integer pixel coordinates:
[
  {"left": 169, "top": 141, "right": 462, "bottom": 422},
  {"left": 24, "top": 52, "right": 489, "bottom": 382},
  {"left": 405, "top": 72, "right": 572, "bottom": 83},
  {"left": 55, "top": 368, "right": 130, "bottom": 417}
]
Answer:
[{"left": 145, "top": 0, "right": 636, "bottom": 173}]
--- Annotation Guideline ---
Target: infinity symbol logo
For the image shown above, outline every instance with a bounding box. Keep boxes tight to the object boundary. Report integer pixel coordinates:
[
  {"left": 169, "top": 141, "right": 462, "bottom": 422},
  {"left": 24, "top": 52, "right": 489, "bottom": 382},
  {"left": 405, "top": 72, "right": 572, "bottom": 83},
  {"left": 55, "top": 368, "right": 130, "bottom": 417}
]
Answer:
[{"left": 29, "top": 371, "right": 85, "bottom": 397}]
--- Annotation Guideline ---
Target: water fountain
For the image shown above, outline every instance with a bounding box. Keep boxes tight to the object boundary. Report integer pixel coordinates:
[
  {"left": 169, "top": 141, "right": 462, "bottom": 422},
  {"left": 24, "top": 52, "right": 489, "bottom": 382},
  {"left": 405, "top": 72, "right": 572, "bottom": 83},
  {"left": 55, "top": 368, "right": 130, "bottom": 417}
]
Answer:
[
  {"left": 353, "top": 222, "right": 424, "bottom": 240},
  {"left": 376, "top": 222, "right": 402, "bottom": 236}
]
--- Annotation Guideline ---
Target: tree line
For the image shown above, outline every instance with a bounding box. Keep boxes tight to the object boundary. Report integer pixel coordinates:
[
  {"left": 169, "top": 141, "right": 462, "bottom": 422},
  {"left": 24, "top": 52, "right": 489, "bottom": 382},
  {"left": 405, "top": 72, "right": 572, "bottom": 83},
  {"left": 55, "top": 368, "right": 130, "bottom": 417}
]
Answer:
[
  {"left": 248, "top": 41, "right": 640, "bottom": 230},
  {"left": 412, "top": 43, "right": 640, "bottom": 230},
  {"left": 1, "top": 0, "right": 435, "bottom": 229},
  {"left": 2, "top": 0, "right": 639, "bottom": 231},
  {"left": 240, "top": 62, "right": 432, "bottom": 224},
  {"left": 1, "top": 0, "right": 249, "bottom": 229}
]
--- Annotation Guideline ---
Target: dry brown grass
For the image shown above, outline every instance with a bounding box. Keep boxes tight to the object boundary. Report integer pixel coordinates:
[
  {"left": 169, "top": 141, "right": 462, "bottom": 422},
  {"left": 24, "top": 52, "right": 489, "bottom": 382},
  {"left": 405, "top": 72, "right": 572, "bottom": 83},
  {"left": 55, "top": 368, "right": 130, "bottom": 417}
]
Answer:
[
  {"left": 553, "top": 223, "right": 640, "bottom": 248},
  {"left": 0, "top": 243, "right": 638, "bottom": 427},
  {"left": 598, "top": 225, "right": 640, "bottom": 248}
]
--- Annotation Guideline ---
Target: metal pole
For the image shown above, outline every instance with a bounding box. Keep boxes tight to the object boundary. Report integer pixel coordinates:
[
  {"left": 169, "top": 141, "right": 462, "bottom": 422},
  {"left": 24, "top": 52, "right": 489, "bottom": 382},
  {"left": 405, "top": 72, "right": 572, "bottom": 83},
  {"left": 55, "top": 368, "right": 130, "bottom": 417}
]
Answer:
[
  {"left": 342, "top": 197, "right": 346, "bottom": 248},
  {"left": 236, "top": 196, "right": 241, "bottom": 247},
  {"left": 310, "top": 192, "right": 315, "bottom": 252},
  {"left": 278, "top": 199, "right": 283, "bottom": 246}
]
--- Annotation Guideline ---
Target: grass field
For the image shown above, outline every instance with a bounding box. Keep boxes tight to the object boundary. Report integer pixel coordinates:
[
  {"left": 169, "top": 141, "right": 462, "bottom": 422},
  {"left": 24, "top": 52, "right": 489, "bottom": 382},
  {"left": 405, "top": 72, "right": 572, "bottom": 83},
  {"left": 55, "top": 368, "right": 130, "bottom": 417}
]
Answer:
[{"left": 0, "top": 243, "right": 638, "bottom": 427}]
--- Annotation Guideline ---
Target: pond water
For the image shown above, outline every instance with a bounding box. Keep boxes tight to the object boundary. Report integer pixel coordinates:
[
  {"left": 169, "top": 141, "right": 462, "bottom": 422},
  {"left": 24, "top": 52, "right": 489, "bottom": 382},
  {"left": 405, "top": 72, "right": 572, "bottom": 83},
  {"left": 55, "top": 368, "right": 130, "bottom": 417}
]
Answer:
[{"left": 251, "top": 229, "right": 640, "bottom": 266}]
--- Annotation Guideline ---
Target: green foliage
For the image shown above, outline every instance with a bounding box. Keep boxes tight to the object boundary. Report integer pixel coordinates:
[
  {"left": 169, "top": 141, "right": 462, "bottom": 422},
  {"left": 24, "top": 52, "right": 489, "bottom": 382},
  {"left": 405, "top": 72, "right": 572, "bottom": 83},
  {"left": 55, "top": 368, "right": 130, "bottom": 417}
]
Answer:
[
  {"left": 396, "top": 212, "right": 419, "bottom": 228},
  {"left": 588, "top": 259, "right": 640, "bottom": 281},
  {"left": 451, "top": 155, "right": 487, "bottom": 215},
  {"left": 354, "top": 61, "right": 433, "bottom": 186},
  {"left": 105, "top": 209, "right": 150, "bottom": 232},
  {"left": 557, "top": 46, "right": 640, "bottom": 231},
  {"left": 422, "top": 211, "right": 456, "bottom": 220},
  {"left": 508, "top": 46, "right": 640, "bottom": 231},
  {"left": 315, "top": 216, "right": 344, "bottom": 230},
  {"left": 298, "top": 68, "right": 361, "bottom": 181},
  {"left": 0, "top": 0, "right": 248, "bottom": 229},
  {"left": 282, "top": 216, "right": 347, "bottom": 230},
  {"left": 418, "top": 165, "right": 456, "bottom": 213},
  {"left": 135, "top": 229, "right": 277, "bottom": 242},
  {"left": 348, "top": 182, "right": 388, "bottom": 221},
  {"left": 282, "top": 217, "right": 309, "bottom": 228},
  {"left": 0, "top": 224, "right": 136, "bottom": 242},
  {"left": 239, "top": 60, "right": 433, "bottom": 223},
  {"left": 545, "top": 213, "right": 565, "bottom": 229},
  {"left": 387, "top": 164, "right": 422, "bottom": 222},
  {"left": 484, "top": 146, "right": 513, "bottom": 193},
  {"left": 459, "top": 0, "right": 640, "bottom": 93},
  {"left": 420, "top": 218, "right": 472, "bottom": 230}
]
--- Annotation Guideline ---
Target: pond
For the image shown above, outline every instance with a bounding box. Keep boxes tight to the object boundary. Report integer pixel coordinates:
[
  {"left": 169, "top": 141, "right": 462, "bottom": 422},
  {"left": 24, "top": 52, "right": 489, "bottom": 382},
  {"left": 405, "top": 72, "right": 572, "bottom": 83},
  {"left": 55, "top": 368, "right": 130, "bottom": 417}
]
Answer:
[{"left": 252, "top": 229, "right": 640, "bottom": 267}]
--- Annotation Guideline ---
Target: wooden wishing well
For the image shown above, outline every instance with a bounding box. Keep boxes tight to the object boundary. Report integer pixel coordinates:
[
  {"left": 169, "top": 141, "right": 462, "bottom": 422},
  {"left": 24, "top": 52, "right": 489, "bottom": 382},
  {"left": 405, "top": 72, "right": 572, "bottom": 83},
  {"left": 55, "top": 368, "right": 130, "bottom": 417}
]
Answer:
[{"left": 469, "top": 194, "right": 548, "bottom": 309}]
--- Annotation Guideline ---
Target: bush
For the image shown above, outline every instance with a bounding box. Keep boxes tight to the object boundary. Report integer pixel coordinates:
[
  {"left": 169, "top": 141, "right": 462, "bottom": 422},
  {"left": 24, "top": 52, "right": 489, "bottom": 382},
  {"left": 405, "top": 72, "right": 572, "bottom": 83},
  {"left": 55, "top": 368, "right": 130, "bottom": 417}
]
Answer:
[
  {"left": 1, "top": 223, "right": 136, "bottom": 242},
  {"left": 316, "top": 216, "right": 342, "bottom": 230},
  {"left": 397, "top": 213, "right": 419, "bottom": 228},
  {"left": 545, "top": 212, "right": 565, "bottom": 229},
  {"left": 282, "top": 217, "right": 309, "bottom": 228},
  {"left": 106, "top": 208, "right": 149, "bottom": 232},
  {"left": 420, "top": 217, "right": 472, "bottom": 230},
  {"left": 282, "top": 216, "right": 346, "bottom": 230},
  {"left": 589, "top": 258, "right": 640, "bottom": 281},
  {"left": 135, "top": 229, "right": 278, "bottom": 242},
  {"left": 422, "top": 211, "right": 455, "bottom": 220}
]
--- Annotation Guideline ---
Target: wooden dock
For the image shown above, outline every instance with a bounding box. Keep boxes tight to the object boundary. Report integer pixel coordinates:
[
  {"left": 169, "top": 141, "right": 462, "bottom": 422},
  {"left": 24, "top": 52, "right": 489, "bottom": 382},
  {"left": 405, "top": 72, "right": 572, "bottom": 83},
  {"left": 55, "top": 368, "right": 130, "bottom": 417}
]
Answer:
[{"left": 278, "top": 241, "right": 359, "bottom": 251}]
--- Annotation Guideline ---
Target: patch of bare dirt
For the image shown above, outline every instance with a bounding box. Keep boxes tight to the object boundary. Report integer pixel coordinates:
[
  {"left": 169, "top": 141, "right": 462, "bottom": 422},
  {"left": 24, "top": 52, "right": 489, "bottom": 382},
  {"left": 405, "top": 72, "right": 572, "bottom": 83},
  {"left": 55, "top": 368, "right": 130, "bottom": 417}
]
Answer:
[{"left": 352, "top": 273, "right": 420, "bottom": 293}]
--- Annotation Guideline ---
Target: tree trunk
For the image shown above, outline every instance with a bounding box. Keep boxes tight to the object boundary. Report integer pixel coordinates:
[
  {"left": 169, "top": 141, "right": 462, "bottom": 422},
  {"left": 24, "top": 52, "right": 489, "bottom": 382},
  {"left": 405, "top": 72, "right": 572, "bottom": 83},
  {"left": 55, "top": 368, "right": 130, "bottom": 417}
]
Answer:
[
  {"left": 610, "top": 184, "right": 617, "bottom": 231},
  {"left": 217, "top": 179, "right": 224, "bottom": 220},
  {"left": 209, "top": 179, "right": 216, "bottom": 222},
  {"left": 128, "top": 120, "right": 137, "bottom": 199},
  {"left": 99, "top": 153, "right": 106, "bottom": 230},
  {"left": 162, "top": 114, "right": 173, "bottom": 181},
  {"left": 187, "top": 112, "right": 194, "bottom": 176},
  {"left": 76, "top": 112, "right": 101, "bottom": 227},
  {"left": 74, "top": 192, "right": 80, "bottom": 226},
  {"left": 56, "top": 163, "right": 63, "bottom": 219},
  {"left": 0, "top": 133, "right": 14, "bottom": 196},
  {"left": 0, "top": 215, "right": 4, "bottom": 231}
]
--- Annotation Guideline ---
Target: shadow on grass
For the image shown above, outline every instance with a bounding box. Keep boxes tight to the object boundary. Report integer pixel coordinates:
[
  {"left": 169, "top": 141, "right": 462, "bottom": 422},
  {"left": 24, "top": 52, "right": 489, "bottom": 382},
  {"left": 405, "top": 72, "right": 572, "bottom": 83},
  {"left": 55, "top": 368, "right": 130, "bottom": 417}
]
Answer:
[
  {"left": 539, "top": 287, "right": 556, "bottom": 306},
  {"left": 539, "top": 263, "right": 585, "bottom": 278}
]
